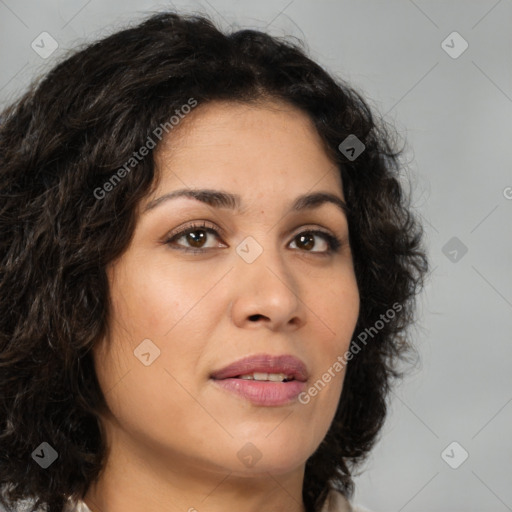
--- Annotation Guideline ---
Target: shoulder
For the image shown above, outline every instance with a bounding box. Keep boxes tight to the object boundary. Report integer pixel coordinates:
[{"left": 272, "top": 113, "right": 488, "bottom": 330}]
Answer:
[{"left": 322, "top": 489, "right": 375, "bottom": 512}]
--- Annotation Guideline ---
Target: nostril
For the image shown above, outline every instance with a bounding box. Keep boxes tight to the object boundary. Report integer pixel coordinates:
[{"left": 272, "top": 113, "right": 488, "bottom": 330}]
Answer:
[{"left": 249, "top": 314, "right": 264, "bottom": 321}]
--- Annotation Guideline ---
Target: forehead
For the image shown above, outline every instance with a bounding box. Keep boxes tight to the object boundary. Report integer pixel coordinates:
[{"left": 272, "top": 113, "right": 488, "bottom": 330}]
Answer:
[{"left": 152, "top": 99, "right": 343, "bottom": 197}]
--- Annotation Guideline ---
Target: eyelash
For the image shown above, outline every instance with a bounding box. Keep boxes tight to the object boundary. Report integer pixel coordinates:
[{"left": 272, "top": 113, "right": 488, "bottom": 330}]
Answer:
[{"left": 163, "top": 221, "right": 343, "bottom": 256}]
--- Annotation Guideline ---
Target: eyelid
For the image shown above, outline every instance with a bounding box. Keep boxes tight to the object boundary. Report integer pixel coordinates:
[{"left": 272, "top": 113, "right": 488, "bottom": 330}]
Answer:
[{"left": 164, "top": 220, "right": 223, "bottom": 241}]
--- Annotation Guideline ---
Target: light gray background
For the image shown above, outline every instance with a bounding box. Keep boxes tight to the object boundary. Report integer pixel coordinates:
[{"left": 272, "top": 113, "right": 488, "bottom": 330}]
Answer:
[{"left": 1, "top": 1, "right": 511, "bottom": 511}]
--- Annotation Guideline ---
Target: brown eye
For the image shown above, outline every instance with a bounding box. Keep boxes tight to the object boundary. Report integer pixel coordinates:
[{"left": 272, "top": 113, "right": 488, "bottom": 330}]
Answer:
[
  {"left": 295, "top": 233, "right": 315, "bottom": 251},
  {"left": 183, "top": 229, "right": 207, "bottom": 248},
  {"left": 290, "top": 230, "right": 341, "bottom": 254},
  {"left": 165, "top": 223, "right": 342, "bottom": 255},
  {"left": 164, "top": 222, "right": 226, "bottom": 253}
]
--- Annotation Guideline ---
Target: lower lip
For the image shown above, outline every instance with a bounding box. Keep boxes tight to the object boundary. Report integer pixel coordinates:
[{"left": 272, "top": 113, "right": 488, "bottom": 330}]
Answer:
[{"left": 212, "top": 378, "right": 306, "bottom": 406}]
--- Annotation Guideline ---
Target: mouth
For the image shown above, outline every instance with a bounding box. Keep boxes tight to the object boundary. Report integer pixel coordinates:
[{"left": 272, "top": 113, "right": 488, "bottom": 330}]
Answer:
[
  {"left": 210, "top": 353, "right": 308, "bottom": 382},
  {"left": 210, "top": 354, "right": 308, "bottom": 406},
  {"left": 233, "top": 372, "right": 296, "bottom": 382}
]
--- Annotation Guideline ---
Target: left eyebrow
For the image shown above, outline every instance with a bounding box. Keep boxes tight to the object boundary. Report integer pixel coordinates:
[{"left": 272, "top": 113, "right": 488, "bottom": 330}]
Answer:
[{"left": 143, "top": 188, "right": 349, "bottom": 216}]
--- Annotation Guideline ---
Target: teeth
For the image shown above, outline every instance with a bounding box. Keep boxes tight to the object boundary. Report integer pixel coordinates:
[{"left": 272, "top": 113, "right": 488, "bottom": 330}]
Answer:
[{"left": 239, "top": 372, "right": 291, "bottom": 382}]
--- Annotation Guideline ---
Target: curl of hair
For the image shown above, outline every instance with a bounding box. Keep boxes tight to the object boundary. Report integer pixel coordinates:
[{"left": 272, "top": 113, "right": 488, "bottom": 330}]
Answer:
[{"left": 0, "top": 11, "right": 429, "bottom": 512}]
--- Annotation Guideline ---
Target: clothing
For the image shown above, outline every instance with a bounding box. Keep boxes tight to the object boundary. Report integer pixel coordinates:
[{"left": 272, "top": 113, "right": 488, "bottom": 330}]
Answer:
[
  {"left": 64, "top": 500, "right": 90, "bottom": 512},
  {"left": 67, "top": 490, "right": 373, "bottom": 512},
  {"left": 320, "top": 490, "right": 374, "bottom": 512}
]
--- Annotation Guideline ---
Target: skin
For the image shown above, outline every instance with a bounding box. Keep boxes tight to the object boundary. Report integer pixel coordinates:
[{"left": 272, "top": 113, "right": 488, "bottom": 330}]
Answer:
[{"left": 84, "top": 99, "right": 360, "bottom": 512}]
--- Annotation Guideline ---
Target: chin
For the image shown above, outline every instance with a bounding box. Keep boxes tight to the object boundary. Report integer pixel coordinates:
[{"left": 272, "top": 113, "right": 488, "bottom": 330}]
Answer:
[
  {"left": 229, "top": 457, "right": 307, "bottom": 478},
  {"left": 220, "top": 437, "right": 313, "bottom": 476}
]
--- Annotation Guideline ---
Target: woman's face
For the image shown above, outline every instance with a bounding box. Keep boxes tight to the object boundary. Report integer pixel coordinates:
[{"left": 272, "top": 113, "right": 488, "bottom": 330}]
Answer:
[{"left": 92, "top": 100, "right": 360, "bottom": 484}]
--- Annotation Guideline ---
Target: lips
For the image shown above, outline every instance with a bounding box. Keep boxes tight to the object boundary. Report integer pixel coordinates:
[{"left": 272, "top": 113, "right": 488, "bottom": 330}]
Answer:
[
  {"left": 210, "top": 354, "right": 309, "bottom": 406},
  {"left": 210, "top": 354, "right": 308, "bottom": 382}
]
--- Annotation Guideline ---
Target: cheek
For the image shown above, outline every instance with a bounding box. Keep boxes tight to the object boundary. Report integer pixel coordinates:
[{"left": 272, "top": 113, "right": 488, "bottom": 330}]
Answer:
[
  {"left": 110, "top": 261, "right": 202, "bottom": 339},
  {"left": 308, "top": 272, "right": 359, "bottom": 398},
  {"left": 318, "top": 272, "right": 360, "bottom": 341},
  {"left": 99, "top": 264, "right": 210, "bottom": 394}
]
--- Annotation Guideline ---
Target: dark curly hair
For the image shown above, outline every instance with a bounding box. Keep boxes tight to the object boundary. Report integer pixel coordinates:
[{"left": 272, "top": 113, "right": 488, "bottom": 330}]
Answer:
[{"left": 0, "top": 10, "right": 429, "bottom": 512}]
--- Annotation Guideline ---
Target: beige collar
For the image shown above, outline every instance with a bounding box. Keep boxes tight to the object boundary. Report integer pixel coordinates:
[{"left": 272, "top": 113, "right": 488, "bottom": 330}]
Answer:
[
  {"left": 69, "top": 490, "right": 353, "bottom": 512},
  {"left": 320, "top": 489, "right": 354, "bottom": 512}
]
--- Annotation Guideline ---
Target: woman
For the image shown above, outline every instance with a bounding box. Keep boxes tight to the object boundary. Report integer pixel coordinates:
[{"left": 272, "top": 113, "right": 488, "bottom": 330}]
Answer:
[{"left": 0, "top": 11, "right": 428, "bottom": 512}]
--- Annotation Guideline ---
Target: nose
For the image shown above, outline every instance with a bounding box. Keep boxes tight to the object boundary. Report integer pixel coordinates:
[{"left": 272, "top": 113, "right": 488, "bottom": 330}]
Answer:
[{"left": 229, "top": 240, "right": 305, "bottom": 332}]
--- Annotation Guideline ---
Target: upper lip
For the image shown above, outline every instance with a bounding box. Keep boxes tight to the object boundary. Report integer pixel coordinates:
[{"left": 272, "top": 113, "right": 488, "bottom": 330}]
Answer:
[{"left": 210, "top": 354, "right": 308, "bottom": 382}]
